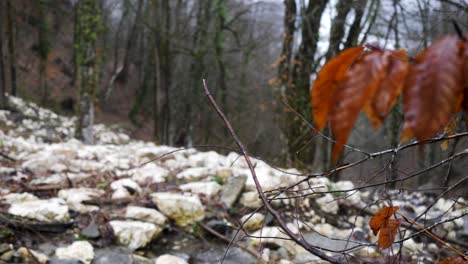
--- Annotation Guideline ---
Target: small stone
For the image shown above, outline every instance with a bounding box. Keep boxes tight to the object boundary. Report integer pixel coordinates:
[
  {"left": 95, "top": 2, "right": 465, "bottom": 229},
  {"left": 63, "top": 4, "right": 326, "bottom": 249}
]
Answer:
[
  {"left": 179, "top": 181, "right": 221, "bottom": 197},
  {"left": 151, "top": 192, "right": 205, "bottom": 227},
  {"left": 0, "top": 243, "right": 10, "bottom": 254},
  {"left": 1, "top": 192, "right": 39, "bottom": 204},
  {"left": 155, "top": 254, "right": 188, "bottom": 264},
  {"left": 315, "top": 193, "right": 339, "bottom": 214},
  {"left": 110, "top": 220, "right": 162, "bottom": 249},
  {"left": 55, "top": 241, "right": 94, "bottom": 264},
  {"left": 93, "top": 249, "right": 132, "bottom": 264},
  {"left": 8, "top": 198, "right": 70, "bottom": 222},
  {"left": 17, "top": 247, "right": 49, "bottom": 264},
  {"left": 0, "top": 250, "right": 14, "bottom": 262},
  {"left": 220, "top": 175, "right": 247, "bottom": 208},
  {"left": 240, "top": 213, "right": 265, "bottom": 231},
  {"left": 239, "top": 191, "right": 262, "bottom": 209},
  {"left": 81, "top": 222, "right": 100, "bottom": 239},
  {"left": 125, "top": 206, "right": 167, "bottom": 225}
]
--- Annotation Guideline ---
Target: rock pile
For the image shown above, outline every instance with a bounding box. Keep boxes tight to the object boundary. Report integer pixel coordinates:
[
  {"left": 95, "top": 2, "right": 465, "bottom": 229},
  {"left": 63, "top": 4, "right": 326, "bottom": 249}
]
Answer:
[{"left": 0, "top": 96, "right": 466, "bottom": 263}]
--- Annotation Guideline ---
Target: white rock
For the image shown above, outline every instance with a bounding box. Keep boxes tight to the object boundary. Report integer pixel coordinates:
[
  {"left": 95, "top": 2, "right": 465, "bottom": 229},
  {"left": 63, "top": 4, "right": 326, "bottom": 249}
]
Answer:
[
  {"left": 130, "top": 163, "right": 169, "bottom": 184},
  {"left": 176, "top": 167, "right": 213, "bottom": 181},
  {"left": 239, "top": 191, "right": 262, "bottom": 208},
  {"left": 240, "top": 213, "right": 265, "bottom": 231},
  {"left": 179, "top": 181, "right": 221, "bottom": 197},
  {"left": 1, "top": 193, "right": 39, "bottom": 204},
  {"left": 330, "top": 181, "right": 354, "bottom": 191},
  {"left": 251, "top": 227, "right": 297, "bottom": 255},
  {"left": 30, "top": 173, "right": 68, "bottom": 186},
  {"left": 151, "top": 192, "right": 205, "bottom": 226},
  {"left": 315, "top": 193, "right": 339, "bottom": 214},
  {"left": 55, "top": 241, "right": 94, "bottom": 264},
  {"left": 8, "top": 198, "right": 70, "bottom": 222},
  {"left": 109, "top": 220, "right": 162, "bottom": 249},
  {"left": 402, "top": 238, "right": 423, "bottom": 255},
  {"left": 110, "top": 178, "right": 141, "bottom": 200},
  {"left": 58, "top": 188, "right": 104, "bottom": 213},
  {"left": 155, "top": 254, "right": 188, "bottom": 264},
  {"left": 125, "top": 206, "right": 167, "bottom": 225},
  {"left": 187, "top": 151, "right": 226, "bottom": 168}
]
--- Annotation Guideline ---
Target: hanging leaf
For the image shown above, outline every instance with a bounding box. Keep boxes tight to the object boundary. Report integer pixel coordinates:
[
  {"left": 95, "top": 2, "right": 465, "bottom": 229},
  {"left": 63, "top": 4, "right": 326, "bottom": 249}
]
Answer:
[
  {"left": 378, "top": 219, "right": 401, "bottom": 249},
  {"left": 369, "top": 206, "right": 400, "bottom": 235},
  {"left": 330, "top": 50, "right": 388, "bottom": 160},
  {"left": 402, "top": 36, "right": 463, "bottom": 142},
  {"left": 365, "top": 50, "right": 409, "bottom": 128},
  {"left": 311, "top": 46, "right": 364, "bottom": 131},
  {"left": 439, "top": 256, "right": 468, "bottom": 264}
]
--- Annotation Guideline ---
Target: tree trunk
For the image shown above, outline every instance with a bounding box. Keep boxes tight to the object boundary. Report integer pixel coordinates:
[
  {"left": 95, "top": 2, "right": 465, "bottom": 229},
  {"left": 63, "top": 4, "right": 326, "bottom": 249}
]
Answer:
[
  {"left": 0, "top": 0, "right": 7, "bottom": 109},
  {"left": 38, "top": 0, "right": 50, "bottom": 105},
  {"left": 325, "top": 0, "right": 353, "bottom": 60},
  {"left": 6, "top": 0, "right": 17, "bottom": 96},
  {"left": 286, "top": 0, "right": 328, "bottom": 166},
  {"left": 75, "top": 0, "right": 102, "bottom": 145},
  {"left": 119, "top": 0, "right": 143, "bottom": 82},
  {"left": 278, "top": 0, "right": 296, "bottom": 89},
  {"left": 344, "top": 0, "right": 368, "bottom": 48}
]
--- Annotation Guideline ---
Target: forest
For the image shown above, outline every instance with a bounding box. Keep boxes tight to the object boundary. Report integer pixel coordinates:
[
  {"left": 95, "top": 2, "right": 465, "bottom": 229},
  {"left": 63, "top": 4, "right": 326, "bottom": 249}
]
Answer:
[{"left": 0, "top": 0, "right": 467, "bottom": 263}]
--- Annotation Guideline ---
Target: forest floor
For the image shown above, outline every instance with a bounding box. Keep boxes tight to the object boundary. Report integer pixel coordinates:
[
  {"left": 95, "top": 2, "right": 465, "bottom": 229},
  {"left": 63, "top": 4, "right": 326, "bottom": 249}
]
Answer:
[{"left": 0, "top": 96, "right": 467, "bottom": 264}]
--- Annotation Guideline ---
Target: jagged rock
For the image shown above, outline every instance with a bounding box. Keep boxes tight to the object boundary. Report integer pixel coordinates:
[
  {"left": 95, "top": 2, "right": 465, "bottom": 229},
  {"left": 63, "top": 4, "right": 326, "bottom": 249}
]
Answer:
[
  {"left": 239, "top": 191, "right": 262, "bottom": 209},
  {"left": 110, "top": 179, "right": 141, "bottom": 199},
  {"left": 155, "top": 254, "right": 188, "bottom": 264},
  {"left": 240, "top": 213, "right": 265, "bottom": 231},
  {"left": 55, "top": 241, "right": 94, "bottom": 264},
  {"left": 8, "top": 198, "right": 70, "bottom": 222},
  {"left": 179, "top": 181, "right": 221, "bottom": 197},
  {"left": 220, "top": 175, "right": 247, "bottom": 208},
  {"left": 125, "top": 206, "right": 167, "bottom": 225},
  {"left": 58, "top": 188, "right": 104, "bottom": 213},
  {"left": 151, "top": 192, "right": 205, "bottom": 227},
  {"left": 109, "top": 220, "right": 162, "bottom": 249}
]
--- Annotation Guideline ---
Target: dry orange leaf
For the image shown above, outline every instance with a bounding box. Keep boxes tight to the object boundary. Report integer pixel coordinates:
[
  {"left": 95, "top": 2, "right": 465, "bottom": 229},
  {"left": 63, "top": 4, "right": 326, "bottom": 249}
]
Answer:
[
  {"left": 439, "top": 256, "right": 468, "bottom": 264},
  {"left": 366, "top": 49, "right": 409, "bottom": 128},
  {"left": 369, "top": 206, "right": 400, "bottom": 235},
  {"left": 402, "top": 36, "right": 464, "bottom": 142},
  {"left": 378, "top": 219, "right": 401, "bottom": 249},
  {"left": 311, "top": 46, "right": 364, "bottom": 131},
  {"left": 330, "top": 50, "right": 388, "bottom": 161}
]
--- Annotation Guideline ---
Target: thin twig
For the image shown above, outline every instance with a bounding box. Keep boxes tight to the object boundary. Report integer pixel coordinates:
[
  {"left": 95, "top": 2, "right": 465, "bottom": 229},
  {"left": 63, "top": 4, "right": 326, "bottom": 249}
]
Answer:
[{"left": 202, "top": 79, "right": 340, "bottom": 263}]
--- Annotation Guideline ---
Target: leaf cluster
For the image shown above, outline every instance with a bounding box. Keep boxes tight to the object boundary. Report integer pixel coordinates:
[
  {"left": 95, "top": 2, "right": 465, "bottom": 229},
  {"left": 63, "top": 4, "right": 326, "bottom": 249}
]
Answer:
[{"left": 311, "top": 35, "right": 468, "bottom": 160}]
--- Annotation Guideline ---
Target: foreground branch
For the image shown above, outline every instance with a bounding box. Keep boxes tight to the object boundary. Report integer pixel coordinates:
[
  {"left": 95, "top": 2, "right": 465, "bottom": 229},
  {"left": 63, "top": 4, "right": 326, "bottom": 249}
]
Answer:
[{"left": 202, "top": 79, "right": 340, "bottom": 263}]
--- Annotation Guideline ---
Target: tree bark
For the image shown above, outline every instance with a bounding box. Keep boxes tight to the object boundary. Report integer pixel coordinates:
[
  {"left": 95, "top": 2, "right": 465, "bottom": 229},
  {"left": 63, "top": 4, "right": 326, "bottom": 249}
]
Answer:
[
  {"left": 278, "top": 0, "right": 296, "bottom": 89},
  {"left": 325, "top": 0, "right": 353, "bottom": 60},
  {"left": 0, "top": 0, "right": 7, "bottom": 109},
  {"left": 38, "top": 0, "right": 50, "bottom": 105},
  {"left": 6, "top": 0, "right": 17, "bottom": 96},
  {"left": 344, "top": 0, "right": 368, "bottom": 48},
  {"left": 286, "top": 0, "right": 328, "bottom": 166},
  {"left": 75, "top": 0, "right": 102, "bottom": 145}
]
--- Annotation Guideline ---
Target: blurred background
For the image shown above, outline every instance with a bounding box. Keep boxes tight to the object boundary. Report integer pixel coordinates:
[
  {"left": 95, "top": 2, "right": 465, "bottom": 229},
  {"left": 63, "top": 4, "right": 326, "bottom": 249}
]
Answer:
[{"left": 0, "top": 0, "right": 467, "bottom": 186}]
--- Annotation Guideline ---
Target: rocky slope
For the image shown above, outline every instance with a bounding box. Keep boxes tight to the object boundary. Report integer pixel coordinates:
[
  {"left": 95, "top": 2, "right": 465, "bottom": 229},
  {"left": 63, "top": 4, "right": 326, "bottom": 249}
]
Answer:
[{"left": 0, "top": 96, "right": 466, "bottom": 263}]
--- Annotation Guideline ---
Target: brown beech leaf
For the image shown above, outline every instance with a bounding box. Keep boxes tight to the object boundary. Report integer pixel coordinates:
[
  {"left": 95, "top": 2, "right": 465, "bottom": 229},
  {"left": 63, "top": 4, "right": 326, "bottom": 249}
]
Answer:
[
  {"left": 378, "top": 219, "right": 401, "bottom": 249},
  {"left": 439, "top": 256, "right": 468, "bottom": 264},
  {"left": 402, "top": 35, "right": 463, "bottom": 142},
  {"left": 369, "top": 206, "right": 400, "bottom": 235},
  {"left": 366, "top": 49, "right": 409, "bottom": 128},
  {"left": 330, "top": 50, "right": 388, "bottom": 160},
  {"left": 311, "top": 46, "right": 364, "bottom": 131}
]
